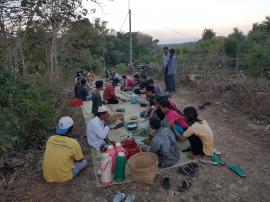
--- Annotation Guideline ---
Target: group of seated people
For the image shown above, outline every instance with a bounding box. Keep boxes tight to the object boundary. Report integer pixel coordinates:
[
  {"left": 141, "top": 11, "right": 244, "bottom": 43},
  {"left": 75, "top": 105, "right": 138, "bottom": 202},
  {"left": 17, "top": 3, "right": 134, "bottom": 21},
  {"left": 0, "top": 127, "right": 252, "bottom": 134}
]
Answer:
[{"left": 42, "top": 72, "right": 217, "bottom": 183}]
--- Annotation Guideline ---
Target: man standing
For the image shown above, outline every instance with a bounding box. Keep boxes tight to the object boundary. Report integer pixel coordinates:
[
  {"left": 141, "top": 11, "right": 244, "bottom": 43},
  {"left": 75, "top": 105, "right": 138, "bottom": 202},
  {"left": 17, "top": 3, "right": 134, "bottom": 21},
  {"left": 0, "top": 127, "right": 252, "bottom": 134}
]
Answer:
[
  {"left": 162, "top": 47, "right": 170, "bottom": 92},
  {"left": 87, "top": 106, "right": 111, "bottom": 150},
  {"left": 42, "top": 116, "right": 89, "bottom": 183},
  {"left": 167, "top": 49, "right": 177, "bottom": 93}
]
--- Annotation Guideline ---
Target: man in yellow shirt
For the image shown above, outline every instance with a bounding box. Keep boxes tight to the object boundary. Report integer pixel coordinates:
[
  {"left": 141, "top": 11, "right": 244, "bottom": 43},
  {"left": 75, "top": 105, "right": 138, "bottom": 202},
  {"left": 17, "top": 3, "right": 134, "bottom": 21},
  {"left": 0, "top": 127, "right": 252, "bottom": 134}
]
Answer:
[{"left": 42, "top": 116, "right": 89, "bottom": 182}]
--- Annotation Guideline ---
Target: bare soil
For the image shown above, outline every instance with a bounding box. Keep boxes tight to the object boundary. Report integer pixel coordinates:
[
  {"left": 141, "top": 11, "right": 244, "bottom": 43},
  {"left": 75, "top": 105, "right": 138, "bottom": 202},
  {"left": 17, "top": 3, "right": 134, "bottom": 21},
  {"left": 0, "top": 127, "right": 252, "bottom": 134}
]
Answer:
[{"left": 1, "top": 78, "right": 270, "bottom": 202}]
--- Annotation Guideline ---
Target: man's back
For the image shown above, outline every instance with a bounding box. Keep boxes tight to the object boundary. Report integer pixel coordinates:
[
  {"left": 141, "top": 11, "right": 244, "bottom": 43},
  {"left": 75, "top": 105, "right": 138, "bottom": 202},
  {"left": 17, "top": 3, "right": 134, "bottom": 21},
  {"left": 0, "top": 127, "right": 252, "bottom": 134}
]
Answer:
[
  {"left": 77, "top": 85, "right": 88, "bottom": 100},
  {"left": 42, "top": 135, "right": 83, "bottom": 182},
  {"left": 92, "top": 91, "right": 102, "bottom": 115},
  {"left": 150, "top": 127, "right": 179, "bottom": 168}
]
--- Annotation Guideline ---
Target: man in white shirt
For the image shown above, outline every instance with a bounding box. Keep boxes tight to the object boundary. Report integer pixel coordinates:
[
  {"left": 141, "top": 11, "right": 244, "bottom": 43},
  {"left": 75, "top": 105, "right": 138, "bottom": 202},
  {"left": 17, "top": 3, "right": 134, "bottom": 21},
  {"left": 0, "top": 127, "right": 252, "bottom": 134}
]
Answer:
[{"left": 87, "top": 106, "right": 110, "bottom": 149}]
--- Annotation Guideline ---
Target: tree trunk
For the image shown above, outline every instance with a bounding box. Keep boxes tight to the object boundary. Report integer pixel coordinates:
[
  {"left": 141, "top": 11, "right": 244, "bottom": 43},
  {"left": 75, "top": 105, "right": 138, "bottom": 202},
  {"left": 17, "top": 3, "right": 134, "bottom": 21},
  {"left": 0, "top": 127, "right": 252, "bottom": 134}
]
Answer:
[
  {"left": 19, "top": 38, "right": 26, "bottom": 75},
  {"left": 50, "top": 28, "right": 57, "bottom": 83}
]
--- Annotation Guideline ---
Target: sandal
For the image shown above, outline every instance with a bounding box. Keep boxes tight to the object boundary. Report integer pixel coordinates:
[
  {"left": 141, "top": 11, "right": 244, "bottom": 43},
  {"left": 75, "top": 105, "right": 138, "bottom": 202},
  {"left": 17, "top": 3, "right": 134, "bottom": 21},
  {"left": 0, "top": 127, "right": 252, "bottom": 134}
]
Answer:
[
  {"left": 199, "top": 159, "right": 219, "bottom": 165},
  {"left": 187, "top": 162, "right": 199, "bottom": 170},
  {"left": 161, "top": 175, "right": 171, "bottom": 190},
  {"left": 210, "top": 154, "right": 225, "bottom": 165},
  {"left": 177, "top": 166, "right": 194, "bottom": 177},
  {"left": 228, "top": 163, "right": 246, "bottom": 178},
  {"left": 177, "top": 179, "right": 192, "bottom": 192}
]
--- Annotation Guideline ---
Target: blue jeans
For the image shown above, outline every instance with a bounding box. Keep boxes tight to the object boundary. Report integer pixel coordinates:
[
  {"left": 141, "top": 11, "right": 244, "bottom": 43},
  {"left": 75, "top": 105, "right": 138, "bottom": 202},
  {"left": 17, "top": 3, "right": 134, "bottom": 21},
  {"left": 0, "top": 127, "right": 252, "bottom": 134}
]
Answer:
[
  {"left": 72, "top": 159, "right": 88, "bottom": 176},
  {"left": 164, "top": 73, "right": 169, "bottom": 90},
  {"left": 167, "top": 74, "right": 175, "bottom": 92},
  {"left": 163, "top": 119, "right": 185, "bottom": 135}
]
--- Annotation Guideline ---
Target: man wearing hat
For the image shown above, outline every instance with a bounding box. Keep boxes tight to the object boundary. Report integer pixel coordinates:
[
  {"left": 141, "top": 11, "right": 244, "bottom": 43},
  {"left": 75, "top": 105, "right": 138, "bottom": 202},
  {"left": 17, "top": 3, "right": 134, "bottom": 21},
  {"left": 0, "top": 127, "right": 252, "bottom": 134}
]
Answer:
[
  {"left": 87, "top": 106, "right": 111, "bottom": 150},
  {"left": 42, "top": 116, "right": 89, "bottom": 182}
]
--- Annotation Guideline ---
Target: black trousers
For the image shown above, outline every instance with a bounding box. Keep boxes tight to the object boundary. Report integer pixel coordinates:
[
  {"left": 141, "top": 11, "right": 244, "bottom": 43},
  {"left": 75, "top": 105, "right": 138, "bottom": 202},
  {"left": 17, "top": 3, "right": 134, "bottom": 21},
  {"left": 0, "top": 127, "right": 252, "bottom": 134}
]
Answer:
[
  {"left": 107, "top": 97, "right": 119, "bottom": 104},
  {"left": 188, "top": 134, "right": 204, "bottom": 155}
]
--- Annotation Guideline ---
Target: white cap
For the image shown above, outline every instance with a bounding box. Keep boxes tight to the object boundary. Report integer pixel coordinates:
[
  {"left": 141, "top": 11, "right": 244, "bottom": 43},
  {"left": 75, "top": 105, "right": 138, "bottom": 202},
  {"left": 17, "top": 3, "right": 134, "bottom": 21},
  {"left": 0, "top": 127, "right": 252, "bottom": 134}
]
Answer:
[
  {"left": 108, "top": 145, "right": 114, "bottom": 150},
  {"left": 56, "top": 116, "right": 74, "bottom": 134},
  {"left": 115, "top": 142, "right": 121, "bottom": 147},
  {"left": 98, "top": 106, "right": 109, "bottom": 113},
  {"left": 118, "top": 152, "right": 125, "bottom": 157}
]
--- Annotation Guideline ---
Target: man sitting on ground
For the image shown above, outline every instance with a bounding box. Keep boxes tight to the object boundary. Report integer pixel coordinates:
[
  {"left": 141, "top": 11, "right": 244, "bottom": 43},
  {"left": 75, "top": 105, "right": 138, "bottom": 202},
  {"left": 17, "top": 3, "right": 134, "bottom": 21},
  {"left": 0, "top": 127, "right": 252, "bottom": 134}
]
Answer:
[
  {"left": 92, "top": 80, "right": 103, "bottom": 116},
  {"left": 148, "top": 116, "right": 179, "bottom": 168},
  {"left": 74, "top": 77, "right": 82, "bottom": 98},
  {"left": 77, "top": 78, "right": 92, "bottom": 101},
  {"left": 103, "top": 78, "right": 125, "bottom": 104},
  {"left": 141, "top": 85, "right": 176, "bottom": 119},
  {"left": 87, "top": 106, "right": 111, "bottom": 150},
  {"left": 42, "top": 116, "right": 89, "bottom": 183},
  {"left": 120, "top": 75, "right": 134, "bottom": 91},
  {"left": 147, "top": 79, "right": 163, "bottom": 96}
]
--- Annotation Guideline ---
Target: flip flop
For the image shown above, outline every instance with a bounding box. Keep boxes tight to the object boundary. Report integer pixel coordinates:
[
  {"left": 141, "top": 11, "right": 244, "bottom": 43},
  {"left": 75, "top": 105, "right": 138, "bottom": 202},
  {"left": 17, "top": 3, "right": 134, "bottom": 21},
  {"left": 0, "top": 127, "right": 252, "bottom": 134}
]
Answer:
[
  {"left": 161, "top": 176, "right": 171, "bottom": 190},
  {"left": 228, "top": 163, "right": 246, "bottom": 178},
  {"left": 112, "top": 192, "right": 126, "bottom": 202},
  {"left": 177, "top": 179, "right": 192, "bottom": 192},
  {"left": 124, "top": 194, "right": 135, "bottom": 202},
  {"left": 210, "top": 154, "right": 225, "bottom": 165},
  {"left": 187, "top": 162, "right": 199, "bottom": 170},
  {"left": 177, "top": 166, "right": 194, "bottom": 177},
  {"left": 199, "top": 159, "right": 219, "bottom": 165}
]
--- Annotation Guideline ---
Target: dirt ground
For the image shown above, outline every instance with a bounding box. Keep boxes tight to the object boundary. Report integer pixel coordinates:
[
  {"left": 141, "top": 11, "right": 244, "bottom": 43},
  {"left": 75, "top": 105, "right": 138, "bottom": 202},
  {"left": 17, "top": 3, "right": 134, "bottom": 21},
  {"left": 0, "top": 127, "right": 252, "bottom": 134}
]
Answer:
[{"left": 1, "top": 78, "right": 270, "bottom": 202}]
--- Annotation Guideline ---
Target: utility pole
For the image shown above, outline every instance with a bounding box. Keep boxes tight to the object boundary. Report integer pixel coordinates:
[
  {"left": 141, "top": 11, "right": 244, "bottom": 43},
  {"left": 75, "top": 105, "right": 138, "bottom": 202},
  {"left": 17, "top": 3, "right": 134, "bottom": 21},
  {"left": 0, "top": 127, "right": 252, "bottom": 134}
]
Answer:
[{"left": 129, "top": 9, "right": 132, "bottom": 68}]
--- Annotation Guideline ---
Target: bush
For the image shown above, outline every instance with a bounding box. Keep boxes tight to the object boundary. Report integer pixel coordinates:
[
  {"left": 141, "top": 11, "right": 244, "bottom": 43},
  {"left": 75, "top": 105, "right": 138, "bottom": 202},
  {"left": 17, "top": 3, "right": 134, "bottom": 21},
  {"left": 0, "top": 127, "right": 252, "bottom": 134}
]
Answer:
[
  {"left": 115, "top": 63, "right": 127, "bottom": 74},
  {"left": 0, "top": 69, "right": 55, "bottom": 167}
]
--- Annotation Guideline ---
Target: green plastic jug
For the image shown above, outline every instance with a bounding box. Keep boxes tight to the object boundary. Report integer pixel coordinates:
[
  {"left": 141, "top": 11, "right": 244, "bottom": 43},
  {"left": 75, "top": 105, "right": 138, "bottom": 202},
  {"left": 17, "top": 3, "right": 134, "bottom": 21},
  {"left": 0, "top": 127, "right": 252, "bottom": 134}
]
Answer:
[{"left": 115, "top": 152, "right": 126, "bottom": 181}]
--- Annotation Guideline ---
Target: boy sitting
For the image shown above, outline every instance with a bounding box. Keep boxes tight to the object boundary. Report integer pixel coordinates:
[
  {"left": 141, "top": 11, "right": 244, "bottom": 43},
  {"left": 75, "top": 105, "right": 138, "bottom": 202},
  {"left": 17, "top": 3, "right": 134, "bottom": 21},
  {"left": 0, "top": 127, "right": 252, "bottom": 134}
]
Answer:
[{"left": 149, "top": 116, "right": 180, "bottom": 168}]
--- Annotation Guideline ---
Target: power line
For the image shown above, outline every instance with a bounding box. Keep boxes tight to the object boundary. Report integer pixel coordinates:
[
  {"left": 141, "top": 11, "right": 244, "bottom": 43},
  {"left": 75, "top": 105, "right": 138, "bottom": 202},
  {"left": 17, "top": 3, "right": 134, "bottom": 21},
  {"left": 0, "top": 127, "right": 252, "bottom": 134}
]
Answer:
[
  {"left": 131, "top": 13, "right": 191, "bottom": 37},
  {"left": 119, "top": 11, "right": 129, "bottom": 32}
]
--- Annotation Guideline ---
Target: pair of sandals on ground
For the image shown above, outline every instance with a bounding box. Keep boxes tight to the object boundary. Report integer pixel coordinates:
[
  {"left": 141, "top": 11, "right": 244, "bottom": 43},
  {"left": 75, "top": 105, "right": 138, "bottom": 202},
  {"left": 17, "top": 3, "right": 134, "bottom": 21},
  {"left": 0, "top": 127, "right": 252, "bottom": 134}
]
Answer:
[{"left": 161, "top": 162, "right": 198, "bottom": 192}]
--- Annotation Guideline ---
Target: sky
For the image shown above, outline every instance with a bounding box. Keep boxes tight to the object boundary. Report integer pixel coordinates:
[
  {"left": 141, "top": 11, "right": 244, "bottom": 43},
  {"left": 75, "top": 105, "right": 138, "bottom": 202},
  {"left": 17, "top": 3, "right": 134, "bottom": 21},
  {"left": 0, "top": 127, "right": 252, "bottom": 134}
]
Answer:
[{"left": 85, "top": 0, "right": 270, "bottom": 44}]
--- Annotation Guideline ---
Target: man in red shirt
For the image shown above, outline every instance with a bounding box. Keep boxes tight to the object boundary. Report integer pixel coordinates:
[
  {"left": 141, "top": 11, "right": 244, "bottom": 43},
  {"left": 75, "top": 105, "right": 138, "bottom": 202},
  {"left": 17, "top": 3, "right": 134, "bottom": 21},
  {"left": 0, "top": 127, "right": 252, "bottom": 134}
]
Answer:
[
  {"left": 103, "top": 78, "right": 125, "bottom": 104},
  {"left": 120, "top": 75, "right": 134, "bottom": 91}
]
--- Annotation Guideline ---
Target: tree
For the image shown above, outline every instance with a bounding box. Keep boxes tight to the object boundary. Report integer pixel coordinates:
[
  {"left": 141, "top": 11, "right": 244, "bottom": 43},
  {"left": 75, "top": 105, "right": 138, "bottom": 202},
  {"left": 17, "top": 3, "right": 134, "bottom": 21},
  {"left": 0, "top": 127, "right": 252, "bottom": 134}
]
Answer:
[{"left": 202, "top": 28, "right": 216, "bottom": 40}]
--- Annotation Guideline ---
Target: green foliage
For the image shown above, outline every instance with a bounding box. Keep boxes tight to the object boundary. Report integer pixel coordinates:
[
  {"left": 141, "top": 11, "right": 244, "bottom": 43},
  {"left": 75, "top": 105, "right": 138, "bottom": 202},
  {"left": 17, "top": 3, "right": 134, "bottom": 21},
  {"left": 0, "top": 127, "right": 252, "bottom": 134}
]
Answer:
[
  {"left": 115, "top": 63, "right": 127, "bottom": 74},
  {"left": 244, "top": 17, "right": 270, "bottom": 78},
  {"left": 202, "top": 28, "right": 216, "bottom": 40},
  {"left": 0, "top": 68, "right": 55, "bottom": 166},
  {"left": 224, "top": 28, "right": 245, "bottom": 58}
]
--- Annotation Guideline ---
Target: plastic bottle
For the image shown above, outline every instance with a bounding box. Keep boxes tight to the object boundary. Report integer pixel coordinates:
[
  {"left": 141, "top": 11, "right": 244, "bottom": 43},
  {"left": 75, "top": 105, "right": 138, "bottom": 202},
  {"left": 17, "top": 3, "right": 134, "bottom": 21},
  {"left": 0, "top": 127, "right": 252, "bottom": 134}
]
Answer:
[
  {"left": 107, "top": 145, "right": 116, "bottom": 174},
  {"left": 115, "top": 142, "right": 126, "bottom": 156},
  {"left": 130, "top": 93, "right": 137, "bottom": 104},
  {"left": 99, "top": 152, "right": 112, "bottom": 186},
  {"left": 115, "top": 152, "right": 126, "bottom": 182}
]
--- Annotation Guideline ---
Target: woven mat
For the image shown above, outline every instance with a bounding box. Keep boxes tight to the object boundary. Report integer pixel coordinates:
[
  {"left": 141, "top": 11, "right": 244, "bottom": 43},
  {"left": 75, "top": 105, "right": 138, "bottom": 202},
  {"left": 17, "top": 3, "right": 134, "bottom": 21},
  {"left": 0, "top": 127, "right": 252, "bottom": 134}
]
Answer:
[{"left": 81, "top": 87, "right": 195, "bottom": 187}]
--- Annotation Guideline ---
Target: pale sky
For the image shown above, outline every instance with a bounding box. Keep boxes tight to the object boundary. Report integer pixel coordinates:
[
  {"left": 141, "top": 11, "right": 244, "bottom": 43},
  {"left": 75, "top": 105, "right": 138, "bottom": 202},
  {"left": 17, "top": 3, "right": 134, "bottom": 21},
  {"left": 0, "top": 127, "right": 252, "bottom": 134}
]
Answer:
[{"left": 85, "top": 0, "right": 270, "bottom": 44}]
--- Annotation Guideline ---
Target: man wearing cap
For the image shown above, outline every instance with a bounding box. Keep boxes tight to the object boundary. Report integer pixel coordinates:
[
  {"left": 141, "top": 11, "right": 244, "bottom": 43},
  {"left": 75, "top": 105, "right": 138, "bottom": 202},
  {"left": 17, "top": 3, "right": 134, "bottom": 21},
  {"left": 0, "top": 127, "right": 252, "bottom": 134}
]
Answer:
[
  {"left": 42, "top": 116, "right": 89, "bottom": 183},
  {"left": 103, "top": 78, "right": 125, "bottom": 104},
  {"left": 87, "top": 106, "right": 111, "bottom": 150}
]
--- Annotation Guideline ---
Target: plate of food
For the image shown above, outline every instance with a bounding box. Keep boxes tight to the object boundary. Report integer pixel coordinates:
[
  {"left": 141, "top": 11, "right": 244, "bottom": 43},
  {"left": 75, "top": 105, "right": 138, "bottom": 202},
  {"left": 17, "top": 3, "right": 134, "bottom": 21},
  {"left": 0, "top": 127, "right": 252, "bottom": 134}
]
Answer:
[{"left": 125, "top": 121, "right": 138, "bottom": 130}]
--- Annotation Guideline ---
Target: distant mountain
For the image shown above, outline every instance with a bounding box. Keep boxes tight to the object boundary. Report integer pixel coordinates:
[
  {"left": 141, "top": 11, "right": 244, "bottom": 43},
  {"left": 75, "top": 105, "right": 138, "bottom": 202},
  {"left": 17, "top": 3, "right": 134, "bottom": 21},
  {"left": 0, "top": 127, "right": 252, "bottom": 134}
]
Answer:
[{"left": 157, "top": 41, "right": 196, "bottom": 48}]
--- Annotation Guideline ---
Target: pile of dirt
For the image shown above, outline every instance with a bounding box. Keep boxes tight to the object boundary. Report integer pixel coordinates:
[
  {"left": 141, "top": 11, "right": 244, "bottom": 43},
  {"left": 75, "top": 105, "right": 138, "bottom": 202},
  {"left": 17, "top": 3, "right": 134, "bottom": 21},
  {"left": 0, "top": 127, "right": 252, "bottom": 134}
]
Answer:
[{"left": 178, "top": 74, "right": 270, "bottom": 122}]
